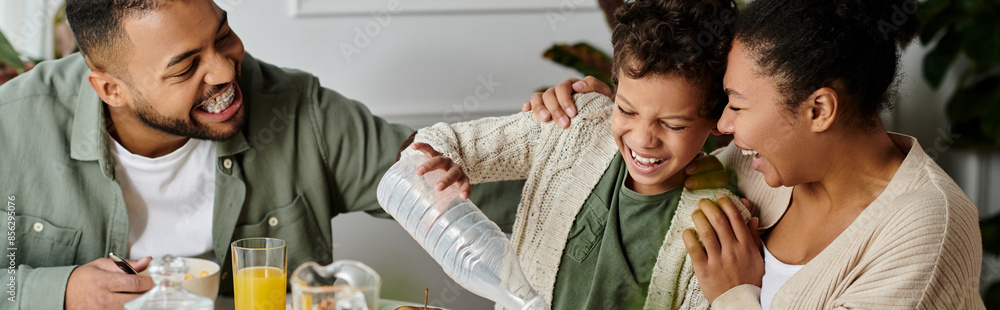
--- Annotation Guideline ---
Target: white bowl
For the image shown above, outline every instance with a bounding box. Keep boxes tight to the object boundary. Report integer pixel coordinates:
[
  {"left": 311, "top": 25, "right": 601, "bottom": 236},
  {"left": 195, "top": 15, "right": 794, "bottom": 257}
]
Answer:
[
  {"left": 139, "top": 257, "right": 221, "bottom": 301},
  {"left": 182, "top": 258, "right": 221, "bottom": 301}
]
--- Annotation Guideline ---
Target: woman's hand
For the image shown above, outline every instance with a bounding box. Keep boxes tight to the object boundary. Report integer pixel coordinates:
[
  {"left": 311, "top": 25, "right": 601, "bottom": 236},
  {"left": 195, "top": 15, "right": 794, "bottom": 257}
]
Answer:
[
  {"left": 410, "top": 143, "right": 472, "bottom": 199},
  {"left": 522, "top": 76, "right": 613, "bottom": 128},
  {"left": 682, "top": 194, "right": 764, "bottom": 303}
]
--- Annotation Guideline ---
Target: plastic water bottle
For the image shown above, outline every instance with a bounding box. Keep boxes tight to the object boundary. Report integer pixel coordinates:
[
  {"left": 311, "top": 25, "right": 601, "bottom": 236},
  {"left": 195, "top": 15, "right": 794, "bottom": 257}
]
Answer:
[
  {"left": 124, "top": 255, "right": 213, "bottom": 310},
  {"left": 377, "top": 154, "right": 549, "bottom": 310}
]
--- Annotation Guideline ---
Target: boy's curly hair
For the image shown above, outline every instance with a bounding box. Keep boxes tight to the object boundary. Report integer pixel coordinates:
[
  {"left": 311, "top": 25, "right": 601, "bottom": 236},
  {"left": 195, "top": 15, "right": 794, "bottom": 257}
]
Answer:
[{"left": 611, "top": 0, "right": 737, "bottom": 120}]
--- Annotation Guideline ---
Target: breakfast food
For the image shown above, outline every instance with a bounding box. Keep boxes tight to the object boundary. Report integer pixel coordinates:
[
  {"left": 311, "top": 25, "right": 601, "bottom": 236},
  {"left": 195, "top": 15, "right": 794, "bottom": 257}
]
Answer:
[{"left": 183, "top": 270, "right": 211, "bottom": 280}]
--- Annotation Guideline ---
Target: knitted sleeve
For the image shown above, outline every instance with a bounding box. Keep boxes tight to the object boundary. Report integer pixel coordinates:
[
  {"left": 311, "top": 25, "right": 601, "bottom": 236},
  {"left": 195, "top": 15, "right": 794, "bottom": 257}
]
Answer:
[{"left": 402, "top": 92, "right": 614, "bottom": 184}]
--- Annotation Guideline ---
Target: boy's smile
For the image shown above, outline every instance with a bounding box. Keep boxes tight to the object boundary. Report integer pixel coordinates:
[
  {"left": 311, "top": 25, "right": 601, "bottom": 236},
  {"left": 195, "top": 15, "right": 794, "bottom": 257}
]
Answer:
[{"left": 612, "top": 73, "right": 715, "bottom": 195}]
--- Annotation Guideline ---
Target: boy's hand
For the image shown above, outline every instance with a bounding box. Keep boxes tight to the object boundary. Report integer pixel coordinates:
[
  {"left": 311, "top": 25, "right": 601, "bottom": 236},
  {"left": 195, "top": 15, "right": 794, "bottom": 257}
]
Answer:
[
  {"left": 684, "top": 154, "right": 730, "bottom": 190},
  {"left": 523, "top": 76, "right": 612, "bottom": 128},
  {"left": 411, "top": 143, "right": 472, "bottom": 199},
  {"left": 682, "top": 195, "right": 764, "bottom": 303}
]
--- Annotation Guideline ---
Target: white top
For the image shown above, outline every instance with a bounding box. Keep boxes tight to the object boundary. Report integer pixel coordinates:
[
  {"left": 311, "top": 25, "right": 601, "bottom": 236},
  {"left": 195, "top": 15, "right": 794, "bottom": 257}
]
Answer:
[
  {"left": 760, "top": 244, "right": 803, "bottom": 310},
  {"left": 110, "top": 137, "right": 216, "bottom": 260}
]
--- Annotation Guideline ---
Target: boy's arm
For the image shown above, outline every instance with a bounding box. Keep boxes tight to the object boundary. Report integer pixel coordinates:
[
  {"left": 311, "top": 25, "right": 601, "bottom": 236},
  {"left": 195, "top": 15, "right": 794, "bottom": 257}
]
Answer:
[{"left": 402, "top": 92, "right": 613, "bottom": 184}]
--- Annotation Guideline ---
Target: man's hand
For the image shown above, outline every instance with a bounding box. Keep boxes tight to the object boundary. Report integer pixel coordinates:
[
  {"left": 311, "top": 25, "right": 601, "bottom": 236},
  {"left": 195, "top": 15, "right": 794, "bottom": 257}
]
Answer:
[
  {"left": 66, "top": 257, "right": 154, "bottom": 310},
  {"left": 684, "top": 154, "right": 730, "bottom": 190},
  {"left": 411, "top": 143, "right": 472, "bottom": 199},
  {"left": 523, "top": 76, "right": 612, "bottom": 128},
  {"left": 682, "top": 194, "right": 764, "bottom": 303}
]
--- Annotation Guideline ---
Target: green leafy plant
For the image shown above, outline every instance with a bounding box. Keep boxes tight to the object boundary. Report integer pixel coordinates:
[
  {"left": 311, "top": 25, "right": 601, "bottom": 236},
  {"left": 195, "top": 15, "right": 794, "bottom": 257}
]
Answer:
[
  {"left": 0, "top": 30, "right": 25, "bottom": 73},
  {"left": 917, "top": 0, "right": 1000, "bottom": 305},
  {"left": 542, "top": 42, "right": 614, "bottom": 87},
  {"left": 918, "top": 0, "right": 1000, "bottom": 149}
]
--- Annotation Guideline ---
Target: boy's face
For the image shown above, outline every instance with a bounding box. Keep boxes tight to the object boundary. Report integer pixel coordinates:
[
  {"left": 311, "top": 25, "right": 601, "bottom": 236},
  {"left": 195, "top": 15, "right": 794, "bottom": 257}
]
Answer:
[
  {"left": 612, "top": 73, "right": 715, "bottom": 195},
  {"left": 115, "top": 0, "right": 246, "bottom": 140}
]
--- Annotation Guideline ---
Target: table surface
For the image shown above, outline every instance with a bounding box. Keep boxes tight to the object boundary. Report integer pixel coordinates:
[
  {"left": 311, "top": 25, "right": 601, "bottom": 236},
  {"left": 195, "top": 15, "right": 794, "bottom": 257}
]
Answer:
[{"left": 214, "top": 295, "right": 444, "bottom": 310}]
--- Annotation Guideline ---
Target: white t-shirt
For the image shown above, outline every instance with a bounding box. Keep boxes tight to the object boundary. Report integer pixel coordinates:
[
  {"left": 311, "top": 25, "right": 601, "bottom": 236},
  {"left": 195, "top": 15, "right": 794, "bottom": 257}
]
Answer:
[
  {"left": 110, "top": 137, "right": 216, "bottom": 260},
  {"left": 760, "top": 244, "right": 804, "bottom": 309}
]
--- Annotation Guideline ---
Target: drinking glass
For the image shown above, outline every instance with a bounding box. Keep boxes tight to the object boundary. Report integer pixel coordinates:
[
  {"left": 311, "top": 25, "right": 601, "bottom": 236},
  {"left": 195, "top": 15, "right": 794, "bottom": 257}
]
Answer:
[{"left": 231, "top": 238, "right": 287, "bottom": 310}]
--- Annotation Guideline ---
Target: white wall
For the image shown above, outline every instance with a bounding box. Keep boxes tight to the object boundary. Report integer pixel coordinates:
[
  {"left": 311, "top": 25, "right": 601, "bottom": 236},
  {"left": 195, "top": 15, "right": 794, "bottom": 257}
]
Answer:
[
  {"left": 224, "top": 1, "right": 613, "bottom": 308},
  {"left": 225, "top": 0, "right": 612, "bottom": 128},
  {"left": 0, "top": 0, "right": 61, "bottom": 61}
]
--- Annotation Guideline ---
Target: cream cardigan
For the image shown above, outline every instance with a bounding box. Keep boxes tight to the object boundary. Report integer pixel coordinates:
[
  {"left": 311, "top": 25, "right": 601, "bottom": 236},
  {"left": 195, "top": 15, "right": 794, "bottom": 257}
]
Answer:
[
  {"left": 711, "top": 133, "right": 985, "bottom": 309},
  {"left": 402, "top": 93, "right": 749, "bottom": 310}
]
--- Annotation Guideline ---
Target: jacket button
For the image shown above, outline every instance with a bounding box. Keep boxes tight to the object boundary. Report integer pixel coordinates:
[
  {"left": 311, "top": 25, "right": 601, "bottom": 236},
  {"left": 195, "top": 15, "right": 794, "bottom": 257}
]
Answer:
[
  {"left": 33, "top": 222, "right": 43, "bottom": 232},
  {"left": 223, "top": 158, "right": 233, "bottom": 169},
  {"left": 268, "top": 217, "right": 279, "bottom": 227}
]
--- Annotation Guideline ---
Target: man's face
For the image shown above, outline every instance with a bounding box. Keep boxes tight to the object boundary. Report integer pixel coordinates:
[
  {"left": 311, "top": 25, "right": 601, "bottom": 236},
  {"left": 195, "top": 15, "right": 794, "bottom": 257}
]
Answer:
[{"left": 117, "top": 0, "right": 246, "bottom": 141}]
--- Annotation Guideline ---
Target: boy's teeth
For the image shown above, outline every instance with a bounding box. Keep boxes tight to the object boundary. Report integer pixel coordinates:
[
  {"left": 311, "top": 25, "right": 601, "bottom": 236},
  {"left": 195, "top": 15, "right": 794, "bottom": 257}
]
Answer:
[
  {"left": 631, "top": 150, "right": 664, "bottom": 165},
  {"left": 741, "top": 149, "right": 759, "bottom": 157}
]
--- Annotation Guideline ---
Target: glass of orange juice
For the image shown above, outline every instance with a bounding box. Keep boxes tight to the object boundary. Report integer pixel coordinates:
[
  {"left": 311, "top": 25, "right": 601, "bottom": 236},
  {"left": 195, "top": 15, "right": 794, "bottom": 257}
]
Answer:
[{"left": 231, "top": 238, "right": 287, "bottom": 310}]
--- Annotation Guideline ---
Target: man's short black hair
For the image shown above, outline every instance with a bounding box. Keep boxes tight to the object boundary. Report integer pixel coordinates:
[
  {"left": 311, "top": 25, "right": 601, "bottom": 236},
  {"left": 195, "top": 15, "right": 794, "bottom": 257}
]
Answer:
[{"left": 66, "top": 0, "right": 170, "bottom": 74}]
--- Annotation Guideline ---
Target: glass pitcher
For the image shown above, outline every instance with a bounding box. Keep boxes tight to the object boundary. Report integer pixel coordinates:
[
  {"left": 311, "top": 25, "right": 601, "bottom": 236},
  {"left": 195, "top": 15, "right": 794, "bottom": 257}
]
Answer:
[
  {"left": 124, "top": 255, "right": 214, "bottom": 310},
  {"left": 290, "top": 260, "right": 380, "bottom": 310}
]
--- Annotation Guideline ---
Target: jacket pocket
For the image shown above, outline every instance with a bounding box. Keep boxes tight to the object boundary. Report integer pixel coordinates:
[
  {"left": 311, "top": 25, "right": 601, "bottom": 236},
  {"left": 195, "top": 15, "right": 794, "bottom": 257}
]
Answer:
[
  {"left": 564, "top": 195, "right": 608, "bottom": 263},
  {"left": 231, "top": 194, "right": 332, "bottom": 268},
  {"left": 14, "top": 215, "right": 81, "bottom": 267}
]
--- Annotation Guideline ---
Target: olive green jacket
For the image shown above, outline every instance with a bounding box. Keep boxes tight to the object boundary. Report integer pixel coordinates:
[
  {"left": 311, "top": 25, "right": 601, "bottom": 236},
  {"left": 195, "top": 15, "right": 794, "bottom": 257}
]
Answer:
[{"left": 0, "top": 53, "right": 518, "bottom": 309}]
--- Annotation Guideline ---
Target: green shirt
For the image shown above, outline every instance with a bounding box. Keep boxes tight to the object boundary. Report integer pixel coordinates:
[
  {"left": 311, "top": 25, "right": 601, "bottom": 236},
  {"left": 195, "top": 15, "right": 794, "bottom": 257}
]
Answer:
[
  {"left": 551, "top": 153, "right": 681, "bottom": 310},
  {"left": 0, "top": 53, "right": 520, "bottom": 309}
]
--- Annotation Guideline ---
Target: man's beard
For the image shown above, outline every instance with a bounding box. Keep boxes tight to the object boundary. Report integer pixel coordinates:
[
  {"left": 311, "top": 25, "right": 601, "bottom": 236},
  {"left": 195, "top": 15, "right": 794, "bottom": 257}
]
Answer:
[{"left": 132, "top": 85, "right": 245, "bottom": 141}]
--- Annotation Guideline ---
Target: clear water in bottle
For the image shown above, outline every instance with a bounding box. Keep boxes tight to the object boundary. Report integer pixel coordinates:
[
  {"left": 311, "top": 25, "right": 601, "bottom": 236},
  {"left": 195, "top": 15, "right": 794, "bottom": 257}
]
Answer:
[
  {"left": 124, "top": 255, "right": 214, "bottom": 310},
  {"left": 377, "top": 154, "right": 549, "bottom": 310}
]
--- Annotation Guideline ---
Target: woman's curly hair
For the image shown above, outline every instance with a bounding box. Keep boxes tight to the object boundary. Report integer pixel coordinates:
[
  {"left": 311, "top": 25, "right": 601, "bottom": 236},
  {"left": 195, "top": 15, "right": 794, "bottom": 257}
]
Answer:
[
  {"left": 611, "top": 0, "right": 738, "bottom": 120},
  {"left": 735, "top": 0, "right": 919, "bottom": 127}
]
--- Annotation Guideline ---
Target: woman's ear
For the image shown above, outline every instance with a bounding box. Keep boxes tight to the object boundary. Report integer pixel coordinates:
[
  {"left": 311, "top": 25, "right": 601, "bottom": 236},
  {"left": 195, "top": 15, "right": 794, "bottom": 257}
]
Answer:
[
  {"left": 804, "top": 87, "right": 838, "bottom": 133},
  {"left": 87, "top": 71, "right": 126, "bottom": 108}
]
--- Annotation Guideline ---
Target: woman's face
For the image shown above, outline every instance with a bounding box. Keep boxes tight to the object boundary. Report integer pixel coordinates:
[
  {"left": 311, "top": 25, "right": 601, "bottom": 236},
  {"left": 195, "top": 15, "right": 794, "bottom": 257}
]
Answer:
[
  {"left": 717, "top": 40, "right": 815, "bottom": 188},
  {"left": 612, "top": 73, "right": 715, "bottom": 195}
]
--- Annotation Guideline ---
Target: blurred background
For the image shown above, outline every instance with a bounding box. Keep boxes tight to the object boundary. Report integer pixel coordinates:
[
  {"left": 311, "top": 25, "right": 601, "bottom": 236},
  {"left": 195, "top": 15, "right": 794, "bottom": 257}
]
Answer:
[{"left": 2, "top": 0, "right": 997, "bottom": 308}]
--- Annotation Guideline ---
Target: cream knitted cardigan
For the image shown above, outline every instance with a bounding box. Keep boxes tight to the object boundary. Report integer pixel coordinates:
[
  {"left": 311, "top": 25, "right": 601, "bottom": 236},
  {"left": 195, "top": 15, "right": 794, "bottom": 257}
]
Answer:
[
  {"left": 402, "top": 93, "right": 748, "bottom": 310},
  {"left": 710, "top": 133, "right": 985, "bottom": 309}
]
